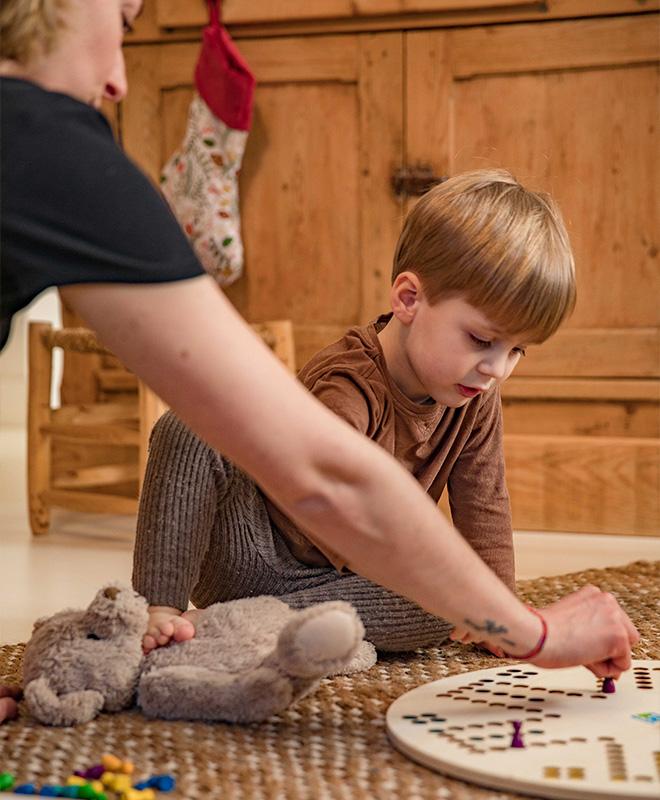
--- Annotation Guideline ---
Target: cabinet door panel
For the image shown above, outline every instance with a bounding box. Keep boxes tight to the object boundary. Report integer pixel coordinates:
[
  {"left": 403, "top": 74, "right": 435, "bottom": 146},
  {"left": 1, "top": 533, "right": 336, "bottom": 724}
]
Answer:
[
  {"left": 406, "top": 15, "right": 659, "bottom": 534},
  {"left": 406, "top": 15, "right": 659, "bottom": 377},
  {"left": 122, "top": 34, "right": 403, "bottom": 365}
]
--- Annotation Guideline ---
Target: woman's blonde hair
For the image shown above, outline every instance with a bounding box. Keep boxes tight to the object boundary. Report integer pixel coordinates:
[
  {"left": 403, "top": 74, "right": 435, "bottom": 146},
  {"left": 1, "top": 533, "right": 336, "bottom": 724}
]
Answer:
[
  {"left": 0, "top": 0, "right": 69, "bottom": 65},
  {"left": 392, "top": 169, "right": 576, "bottom": 343}
]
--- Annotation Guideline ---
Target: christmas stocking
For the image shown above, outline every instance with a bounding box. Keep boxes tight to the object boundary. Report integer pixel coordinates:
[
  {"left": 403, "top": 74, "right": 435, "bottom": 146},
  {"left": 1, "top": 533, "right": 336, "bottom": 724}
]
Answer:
[{"left": 160, "top": 0, "right": 255, "bottom": 285}]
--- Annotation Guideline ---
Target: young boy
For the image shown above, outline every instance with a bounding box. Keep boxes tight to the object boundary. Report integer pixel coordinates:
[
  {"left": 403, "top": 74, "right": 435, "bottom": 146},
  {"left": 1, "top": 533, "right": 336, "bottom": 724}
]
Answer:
[{"left": 133, "top": 168, "right": 575, "bottom": 654}]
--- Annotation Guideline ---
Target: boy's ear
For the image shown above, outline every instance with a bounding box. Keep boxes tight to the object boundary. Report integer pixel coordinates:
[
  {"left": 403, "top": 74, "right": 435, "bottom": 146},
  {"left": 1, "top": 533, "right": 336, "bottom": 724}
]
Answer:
[{"left": 390, "top": 272, "right": 423, "bottom": 325}]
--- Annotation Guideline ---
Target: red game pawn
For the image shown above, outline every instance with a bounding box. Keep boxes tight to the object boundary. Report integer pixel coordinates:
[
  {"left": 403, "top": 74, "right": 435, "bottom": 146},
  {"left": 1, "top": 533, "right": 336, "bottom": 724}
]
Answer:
[{"left": 602, "top": 677, "right": 616, "bottom": 694}]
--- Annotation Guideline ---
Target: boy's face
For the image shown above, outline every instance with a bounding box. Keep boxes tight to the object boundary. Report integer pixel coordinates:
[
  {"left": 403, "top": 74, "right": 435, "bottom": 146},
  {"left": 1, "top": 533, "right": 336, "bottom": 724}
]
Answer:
[{"left": 388, "top": 275, "right": 528, "bottom": 407}]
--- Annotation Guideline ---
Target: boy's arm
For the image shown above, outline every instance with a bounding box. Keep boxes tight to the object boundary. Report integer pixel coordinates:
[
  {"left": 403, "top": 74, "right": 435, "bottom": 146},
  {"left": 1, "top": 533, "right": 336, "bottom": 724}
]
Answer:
[
  {"left": 447, "top": 388, "right": 515, "bottom": 591},
  {"left": 61, "top": 278, "right": 639, "bottom": 676}
]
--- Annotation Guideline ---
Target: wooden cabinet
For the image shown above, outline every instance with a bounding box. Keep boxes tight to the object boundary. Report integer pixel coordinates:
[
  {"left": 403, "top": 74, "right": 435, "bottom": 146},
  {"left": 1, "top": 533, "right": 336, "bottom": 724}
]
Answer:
[
  {"left": 116, "top": 1, "right": 659, "bottom": 535},
  {"left": 122, "top": 34, "right": 403, "bottom": 364}
]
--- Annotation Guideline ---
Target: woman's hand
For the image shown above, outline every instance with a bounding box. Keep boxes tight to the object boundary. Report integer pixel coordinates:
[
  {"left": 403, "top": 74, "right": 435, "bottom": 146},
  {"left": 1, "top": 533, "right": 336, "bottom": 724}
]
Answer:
[{"left": 530, "top": 585, "right": 639, "bottom": 677}]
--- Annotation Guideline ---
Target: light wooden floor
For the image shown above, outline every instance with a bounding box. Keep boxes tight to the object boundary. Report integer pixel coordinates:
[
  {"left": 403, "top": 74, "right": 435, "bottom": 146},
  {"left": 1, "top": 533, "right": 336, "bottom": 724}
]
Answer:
[{"left": 2, "top": 426, "right": 658, "bottom": 646}]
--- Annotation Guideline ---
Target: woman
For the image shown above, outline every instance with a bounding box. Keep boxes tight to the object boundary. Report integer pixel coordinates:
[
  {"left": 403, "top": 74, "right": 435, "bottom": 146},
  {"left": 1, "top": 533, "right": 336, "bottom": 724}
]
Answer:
[{"left": 0, "top": 0, "right": 638, "bottom": 723}]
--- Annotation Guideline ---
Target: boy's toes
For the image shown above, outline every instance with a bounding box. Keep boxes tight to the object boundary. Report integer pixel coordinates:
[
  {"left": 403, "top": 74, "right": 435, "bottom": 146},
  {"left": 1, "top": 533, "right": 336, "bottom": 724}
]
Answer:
[
  {"left": 171, "top": 616, "right": 195, "bottom": 643},
  {"left": 142, "top": 633, "right": 160, "bottom": 654}
]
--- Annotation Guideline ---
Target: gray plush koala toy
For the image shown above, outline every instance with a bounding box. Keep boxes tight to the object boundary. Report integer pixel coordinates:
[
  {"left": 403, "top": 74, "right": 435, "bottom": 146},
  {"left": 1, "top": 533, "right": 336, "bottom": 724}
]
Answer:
[{"left": 22, "top": 583, "right": 376, "bottom": 726}]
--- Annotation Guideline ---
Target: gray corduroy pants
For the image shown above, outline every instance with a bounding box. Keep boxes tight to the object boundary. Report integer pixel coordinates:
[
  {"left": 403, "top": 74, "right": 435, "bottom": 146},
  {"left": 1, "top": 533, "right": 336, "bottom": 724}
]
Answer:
[{"left": 132, "top": 411, "right": 451, "bottom": 651}]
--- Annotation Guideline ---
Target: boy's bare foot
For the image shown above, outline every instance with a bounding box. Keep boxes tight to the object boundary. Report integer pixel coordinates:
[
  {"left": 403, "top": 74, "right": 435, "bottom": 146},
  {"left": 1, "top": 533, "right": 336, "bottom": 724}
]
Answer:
[
  {"left": 181, "top": 608, "right": 204, "bottom": 626},
  {"left": 143, "top": 606, "right": 196, "bottom": 654}
]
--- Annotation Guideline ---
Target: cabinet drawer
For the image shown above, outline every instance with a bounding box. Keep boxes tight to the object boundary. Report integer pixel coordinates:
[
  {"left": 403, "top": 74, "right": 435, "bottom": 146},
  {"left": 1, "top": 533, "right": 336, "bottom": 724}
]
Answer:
[{"left": 154, "top": 0, "right": 539, "bottom": 30}]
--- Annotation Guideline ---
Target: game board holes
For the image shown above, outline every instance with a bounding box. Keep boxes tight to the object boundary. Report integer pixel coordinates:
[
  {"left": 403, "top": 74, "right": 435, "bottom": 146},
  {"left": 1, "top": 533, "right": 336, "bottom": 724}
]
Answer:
[
  {"left": 545, "top": 713, "right": 561, "bottom": 718},
  {"left": 528, "top": 718, "right": 543, "bottom": 722},
  {"left": 489, "top": 702, "right": 506, "bottom": 707},
  {"left": 511, "top": 694, "right": 525, "bottom": 699},
  {"left": 495, "top": 681, "right": 511, "bottom": 685},
  {"left": 529, "top": 698, "right": 545, "bottom": 702},
  {"left": 435, "top": 693, "right": 452, "bottom": 698},
  {"left": 490, "top": 746, "right": 507, "bottom": 751},
  {"left": 469, "top": 737, "right": 485, "bottom": 741},
  {"left": 529, "top": 729, "right": 544, "bottom": 734},
  {"left": 429, "top": 728, "right": 444, "bottom": 733},
  {"left": 412, "top": 720, "right": 428, "bottom": 724},
  {"left": 530, "top": 743, "right": 547, "bottom": 747},
  {"left": 550, "top": 739, "right": 567, "bottom": 745},
  {"left": 475, "top": 689, "right": 490, "bottom": 693},
  {"left": 467, "top": 723, "right": 485, "bottom": 728},
  {"left": 490, "top": 734, "right": 505, "bottom": 739},
  {"left": 591, "top": 694, "right": 607, "bottom": 699},
  {"left": 471, "top": 700, "right": 488, "bottom": 704},
  {"left": 566, "top": 692, "right": 582, "bottom": 697},
  {"left": 522, "top": 671, "right": 538, "bottom": 676},
  {"left": 493, "top": 692, "right": 507, "bottom": 696},
  {"left": 543, "top": 767, "right": 560, "bottom": 779},
  {"left": 402, "top": 715, "right": 418, "bottom": 719},
  {"left": 570, "top": 737, "right": 587, "bottom": 742},
  {"left": 420, "top": 713, "right": 436, "bottom": 717},
  {"left": 549, "top": 690, "right": 564, "bottom": 694},
  {"left": 568, "top": 767, "right": 585, "bottom": 780},
  {"left": 599, "top": 737, "right": 616, "bottom": 741},
  {"left": 634, "top": 776, "right": 653, "bottom": 782}
]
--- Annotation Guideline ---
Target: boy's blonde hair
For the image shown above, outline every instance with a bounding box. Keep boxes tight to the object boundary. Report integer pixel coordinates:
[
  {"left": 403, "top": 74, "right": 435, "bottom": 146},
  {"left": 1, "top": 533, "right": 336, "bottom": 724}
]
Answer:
[
  {"left": 0, "top": 0, "right": 69, "bottom": 65},
  {"left": 392, "top": 169, "right": 576, "bottom": 343}
]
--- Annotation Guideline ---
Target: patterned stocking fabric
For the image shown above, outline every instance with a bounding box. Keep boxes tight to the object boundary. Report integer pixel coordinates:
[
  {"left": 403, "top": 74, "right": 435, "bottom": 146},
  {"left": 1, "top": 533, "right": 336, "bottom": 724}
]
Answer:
[{"left": 160, "top": 95, "right": 248, "bottom": 285}]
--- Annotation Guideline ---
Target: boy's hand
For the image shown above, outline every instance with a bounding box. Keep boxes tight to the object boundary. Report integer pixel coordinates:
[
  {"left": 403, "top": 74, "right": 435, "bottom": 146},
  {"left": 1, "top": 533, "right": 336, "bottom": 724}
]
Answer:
[
  {"left": 530, "top": 585, "right": 639, "bottom": 677},
  {"left": 0, "top": 685, "right": 22, "bottom": 724},
  {"left": 448, "top": 627, "right": 504, "bottom": 657}
]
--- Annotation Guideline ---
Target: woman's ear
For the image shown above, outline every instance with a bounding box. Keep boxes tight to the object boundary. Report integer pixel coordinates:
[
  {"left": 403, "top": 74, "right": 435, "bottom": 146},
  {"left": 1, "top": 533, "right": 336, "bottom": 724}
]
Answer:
[{"left": 390, "top": 272, "right": 423, "bottom": 326}]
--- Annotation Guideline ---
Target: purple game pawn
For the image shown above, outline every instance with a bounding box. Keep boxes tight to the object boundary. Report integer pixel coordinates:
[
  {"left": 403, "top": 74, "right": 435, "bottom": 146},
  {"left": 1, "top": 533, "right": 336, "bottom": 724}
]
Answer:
[
  {"left": 74, "top": 764, "right": 105, "bottom": 780},
  {"left": 602, "top": 677, "right": 616, "bottom": 694},
  {"left": 510, "top": 720, "right": 525, "bottom": 748}
]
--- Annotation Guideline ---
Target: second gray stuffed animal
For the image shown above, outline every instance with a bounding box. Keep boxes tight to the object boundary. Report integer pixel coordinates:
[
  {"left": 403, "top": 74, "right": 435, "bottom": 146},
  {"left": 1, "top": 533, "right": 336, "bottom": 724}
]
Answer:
[{"left": 22, "top": 583, "right": 376, "bottom": 726}]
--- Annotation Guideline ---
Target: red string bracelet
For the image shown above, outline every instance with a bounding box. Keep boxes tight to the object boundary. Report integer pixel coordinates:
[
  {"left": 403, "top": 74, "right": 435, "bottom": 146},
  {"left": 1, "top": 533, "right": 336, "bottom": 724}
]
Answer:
[{"left": 503, "top": 606, "right": 547, "bottom": 661}]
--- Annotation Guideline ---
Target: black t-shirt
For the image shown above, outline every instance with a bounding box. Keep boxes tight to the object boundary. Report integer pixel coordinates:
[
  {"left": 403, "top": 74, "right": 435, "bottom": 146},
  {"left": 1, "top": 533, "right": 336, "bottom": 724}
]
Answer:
[{"left": 0, "top": 77, "right": 204, "bottom": 350}]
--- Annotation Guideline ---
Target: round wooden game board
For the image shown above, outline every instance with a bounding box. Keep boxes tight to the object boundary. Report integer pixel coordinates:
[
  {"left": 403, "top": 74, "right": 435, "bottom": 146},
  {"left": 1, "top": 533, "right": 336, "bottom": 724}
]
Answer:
[{"left": 386, "top": 659, "right": 659, "bottom": 799}]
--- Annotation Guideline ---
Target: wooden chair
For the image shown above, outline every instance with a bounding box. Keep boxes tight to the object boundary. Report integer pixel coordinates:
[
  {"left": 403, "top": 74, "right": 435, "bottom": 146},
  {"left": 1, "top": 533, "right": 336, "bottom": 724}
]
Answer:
[{"left": 27, "top": 318, "right": 296, "bottom": 535}]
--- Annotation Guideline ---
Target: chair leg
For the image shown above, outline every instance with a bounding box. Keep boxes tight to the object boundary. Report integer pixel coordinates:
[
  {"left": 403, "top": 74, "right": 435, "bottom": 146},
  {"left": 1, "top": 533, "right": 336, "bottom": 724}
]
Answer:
[{"left": 27, "top": 322, "right": 53, "bottom": 535}]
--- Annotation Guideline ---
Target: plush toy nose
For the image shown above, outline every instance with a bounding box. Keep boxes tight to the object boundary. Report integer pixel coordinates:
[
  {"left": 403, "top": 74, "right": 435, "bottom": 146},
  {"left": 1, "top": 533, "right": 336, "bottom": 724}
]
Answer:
[{"left": 103, "top": 587, "right": 120, "bottom": 601}]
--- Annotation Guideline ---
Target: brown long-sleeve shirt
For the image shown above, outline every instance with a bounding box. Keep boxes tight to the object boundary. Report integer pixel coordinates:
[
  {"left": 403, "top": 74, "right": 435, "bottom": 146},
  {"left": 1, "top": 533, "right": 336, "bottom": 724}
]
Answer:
[{"left": 264, "top": 314, "right": 515, "bottom": 590}]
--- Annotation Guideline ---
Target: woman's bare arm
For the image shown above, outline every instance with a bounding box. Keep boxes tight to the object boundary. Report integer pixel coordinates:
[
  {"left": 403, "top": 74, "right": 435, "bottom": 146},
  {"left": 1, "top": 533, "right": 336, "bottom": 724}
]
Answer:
[{"left": 60, "top": 277, "right": 639, "bottom": 674}]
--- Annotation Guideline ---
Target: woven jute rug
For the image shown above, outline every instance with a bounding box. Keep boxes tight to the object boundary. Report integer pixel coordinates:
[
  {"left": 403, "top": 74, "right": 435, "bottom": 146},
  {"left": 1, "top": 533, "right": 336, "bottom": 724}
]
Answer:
[{"left": 1, "top": 560, "right": 658, "bottom": 799}]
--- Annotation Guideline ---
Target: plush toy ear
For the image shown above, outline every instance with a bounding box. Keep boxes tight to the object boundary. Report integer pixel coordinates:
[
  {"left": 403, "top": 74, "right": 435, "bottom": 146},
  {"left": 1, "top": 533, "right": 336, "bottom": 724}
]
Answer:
[{"left": 24, "top": 676, "right": 104, "bottom": 726}]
